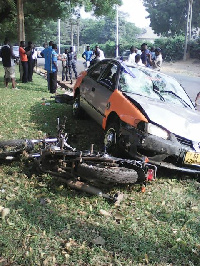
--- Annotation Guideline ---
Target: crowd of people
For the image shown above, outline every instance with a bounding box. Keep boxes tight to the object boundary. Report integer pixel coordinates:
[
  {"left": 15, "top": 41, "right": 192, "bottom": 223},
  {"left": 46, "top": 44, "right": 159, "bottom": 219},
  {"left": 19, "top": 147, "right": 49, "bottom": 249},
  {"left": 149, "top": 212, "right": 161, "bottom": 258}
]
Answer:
[
  {"left": 0, "top": 38, "right": 38, "bottom": 90},
  {"left": 0, "top": 37, "right": 162, "bottom": 94},
  {"left": 126, "top": 43, "right": 163, "bottom": 71},
  {"left": 82, "top": 45, "right": 105, "bottom": 68}
]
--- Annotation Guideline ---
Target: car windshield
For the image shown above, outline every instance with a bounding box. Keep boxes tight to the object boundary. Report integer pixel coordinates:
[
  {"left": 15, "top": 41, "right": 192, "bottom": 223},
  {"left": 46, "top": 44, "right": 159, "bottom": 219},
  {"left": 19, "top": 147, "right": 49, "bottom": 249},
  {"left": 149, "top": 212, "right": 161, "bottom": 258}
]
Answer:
[{"left": 120, "top": 66, "right": 194, "bottom": 109}]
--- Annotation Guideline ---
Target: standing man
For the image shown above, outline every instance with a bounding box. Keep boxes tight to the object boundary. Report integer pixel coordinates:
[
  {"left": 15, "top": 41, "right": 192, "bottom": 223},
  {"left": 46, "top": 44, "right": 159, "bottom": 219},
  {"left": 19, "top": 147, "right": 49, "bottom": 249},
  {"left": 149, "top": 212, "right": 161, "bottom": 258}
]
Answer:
[
  {"left": 82, "top": 45, "right": 93, "bottom": 68},
  {"left": 67, "top": 46, "right": 77, "bottom": 85},
  {"left": 32, "top": 45, "right": 38, "bottom": 72},
  {"left": 49, "top": 44, "right": 60, "bottom": 94},
  {"left": 0, "top": 38, "right": 18, "bottom": 90},
  {"left": 90, "top": 49, "right": 101, "bottom": 67},
  {"left": 19, "top": 41, "right": 29, "bottom": 83},
  {"left": 94, "top": 45, "right": 105, "bottom": 60},
  {"left": 152, "top": 48, "right": 163, "bottom": 71},
  {"left": 25, "top": 41, "right": 34, "bottom": 82},
  {"left": 61, "top": 48, "right": 69, "bottom": 81},
  {"left": 41, "top": 41, "right": 53, "bottom": 90},
  {"left": 127, "top": 46, "right": 136, "bottom": 65},
  {"left": 140, "top": 43, "right": 151, "bottom": 67}
]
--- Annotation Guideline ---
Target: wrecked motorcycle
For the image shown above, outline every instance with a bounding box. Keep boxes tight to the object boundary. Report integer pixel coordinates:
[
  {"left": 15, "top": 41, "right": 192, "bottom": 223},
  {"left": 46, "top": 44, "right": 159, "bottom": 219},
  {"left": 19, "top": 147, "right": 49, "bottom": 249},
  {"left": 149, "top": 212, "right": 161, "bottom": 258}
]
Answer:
[{"left": 0, "top": 117, "right": 156, "bottom": 199}]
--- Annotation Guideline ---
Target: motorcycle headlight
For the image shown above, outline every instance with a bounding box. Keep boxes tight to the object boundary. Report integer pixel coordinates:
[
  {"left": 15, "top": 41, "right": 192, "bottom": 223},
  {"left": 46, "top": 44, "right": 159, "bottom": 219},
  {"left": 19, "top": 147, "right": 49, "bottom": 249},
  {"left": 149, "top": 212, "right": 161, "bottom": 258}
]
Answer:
[{"left": 147, "top": 123, "right": 169, "bottom": 140}]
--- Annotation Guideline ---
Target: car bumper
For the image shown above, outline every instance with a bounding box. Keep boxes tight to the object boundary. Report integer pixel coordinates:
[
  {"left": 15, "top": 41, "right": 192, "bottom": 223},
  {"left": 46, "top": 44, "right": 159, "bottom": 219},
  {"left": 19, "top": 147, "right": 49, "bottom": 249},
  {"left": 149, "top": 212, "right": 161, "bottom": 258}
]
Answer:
[{"left": 119, "top": 123, "right": 200, "bottom": 174}]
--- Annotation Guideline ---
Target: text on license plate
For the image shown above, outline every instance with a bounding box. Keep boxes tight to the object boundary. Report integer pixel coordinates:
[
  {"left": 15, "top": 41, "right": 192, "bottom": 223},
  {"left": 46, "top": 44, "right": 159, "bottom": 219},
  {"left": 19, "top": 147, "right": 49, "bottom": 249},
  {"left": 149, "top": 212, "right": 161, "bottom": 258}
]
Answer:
[{"left": 184, "top": 151, "right": 200, "bottom": 165}]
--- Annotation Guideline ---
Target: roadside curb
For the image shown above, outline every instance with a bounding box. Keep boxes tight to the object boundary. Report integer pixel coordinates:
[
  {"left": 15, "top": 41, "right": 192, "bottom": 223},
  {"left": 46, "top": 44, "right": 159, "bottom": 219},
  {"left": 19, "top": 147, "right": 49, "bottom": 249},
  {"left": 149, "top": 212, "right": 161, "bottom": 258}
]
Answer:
[{"left": 35, "top": 67, "right": 75, "bottom": 93}]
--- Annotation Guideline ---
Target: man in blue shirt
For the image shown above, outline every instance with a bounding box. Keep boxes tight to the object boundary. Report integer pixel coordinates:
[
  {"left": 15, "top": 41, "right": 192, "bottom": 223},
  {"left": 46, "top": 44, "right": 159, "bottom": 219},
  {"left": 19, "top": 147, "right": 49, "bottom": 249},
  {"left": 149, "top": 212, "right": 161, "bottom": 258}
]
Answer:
[
  {"left": 41, "top": 41, "right": 53, "bottom": 90},
  {"left": 82, "top": 45, "right": 93, "bottom": 68},
  {"left": 49, "top": 43, "right": 59, "bottom": 94},
  {"left": 140, "top": 43, "right": 151, "bottom": 67}
]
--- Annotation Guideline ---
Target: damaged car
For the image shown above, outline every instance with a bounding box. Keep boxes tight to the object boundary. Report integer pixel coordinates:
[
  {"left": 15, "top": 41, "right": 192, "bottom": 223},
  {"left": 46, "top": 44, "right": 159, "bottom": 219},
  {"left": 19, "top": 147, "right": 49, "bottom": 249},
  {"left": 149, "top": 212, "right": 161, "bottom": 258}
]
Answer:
[{"left": 73, "top": 59, "right": 200, "bottom": 174}]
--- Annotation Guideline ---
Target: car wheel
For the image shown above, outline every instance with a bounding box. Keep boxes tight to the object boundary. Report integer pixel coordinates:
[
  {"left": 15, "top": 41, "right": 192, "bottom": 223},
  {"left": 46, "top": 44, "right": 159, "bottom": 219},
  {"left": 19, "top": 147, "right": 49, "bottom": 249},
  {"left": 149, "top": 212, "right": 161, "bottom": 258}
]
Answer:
[
  {"left": 73, "top": 94, "right": 82, "bottom": 118},
  {"left": 76, "top": 162, "right": 138, "bottom": 184},
  {"left": 104, "top": 121, "right": 121, "bottom": 156}
]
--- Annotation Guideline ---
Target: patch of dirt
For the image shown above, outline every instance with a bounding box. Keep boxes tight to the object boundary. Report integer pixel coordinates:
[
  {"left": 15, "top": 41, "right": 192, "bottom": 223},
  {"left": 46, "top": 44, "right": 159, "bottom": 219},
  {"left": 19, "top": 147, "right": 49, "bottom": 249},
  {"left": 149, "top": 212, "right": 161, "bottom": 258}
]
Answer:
[{"left": 162, "top": 59, "right": 200, "bottom": 77}]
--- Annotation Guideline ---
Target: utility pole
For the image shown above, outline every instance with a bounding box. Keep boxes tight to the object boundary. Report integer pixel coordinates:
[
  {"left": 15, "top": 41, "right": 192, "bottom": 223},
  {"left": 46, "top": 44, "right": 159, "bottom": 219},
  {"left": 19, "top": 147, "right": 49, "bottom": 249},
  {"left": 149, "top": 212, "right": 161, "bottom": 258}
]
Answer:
[
  {"left": 17, "top": 0, "right": 25, "bottom": 43},
  {"left": 183, "top": 0, "right": 193, "bottom": 60},
  {"left": 58, "top": 18, "right": 61, "bottom": 54},
  {"left": 70, "top": 19, "right": 74, "bottom": 47},
  {"left": 77, "top": 18, "right": 80, "bottom": 55},
  {"left": 116, "top": 5, "right": 119, "bottom": 58}
]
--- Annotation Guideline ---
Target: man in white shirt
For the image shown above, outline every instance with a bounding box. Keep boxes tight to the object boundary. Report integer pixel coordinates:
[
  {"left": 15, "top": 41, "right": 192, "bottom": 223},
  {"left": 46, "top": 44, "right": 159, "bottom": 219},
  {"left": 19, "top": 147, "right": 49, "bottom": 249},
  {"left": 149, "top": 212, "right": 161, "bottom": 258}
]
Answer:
[
  {"left": 127, "top": 46, "right": 136, "bottom": 65},
  {"left": 152, "top": 48, "right": 163, "bottom": 71},
  {"left": 95, "top": 45, "right": 105, "bottom": 60}
]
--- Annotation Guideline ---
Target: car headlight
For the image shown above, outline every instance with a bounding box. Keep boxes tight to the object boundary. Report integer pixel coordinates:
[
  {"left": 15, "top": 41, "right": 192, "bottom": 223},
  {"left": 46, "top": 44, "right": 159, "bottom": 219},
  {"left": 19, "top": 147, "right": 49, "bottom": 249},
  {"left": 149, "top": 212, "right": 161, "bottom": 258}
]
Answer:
[{"left": 147, "top": 123, "right": 169, "bottom": 140}]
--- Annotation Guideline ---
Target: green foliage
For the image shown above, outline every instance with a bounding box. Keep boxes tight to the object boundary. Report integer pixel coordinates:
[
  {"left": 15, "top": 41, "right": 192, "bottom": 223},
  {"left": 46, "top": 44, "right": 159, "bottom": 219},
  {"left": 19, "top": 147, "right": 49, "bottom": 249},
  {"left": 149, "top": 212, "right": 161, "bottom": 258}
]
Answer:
[
  {"left": 143, "top": 0, "right": 200, "bottom": 36},
  {"left": 79, "top": 12, "right": 142, "bottom": 54},
  {"left": 0, "top": 0, "right": 123, "bottom": 43},
  {"left": 154, "top": 35, "right": 185, "bottom": 61},
  {"left": 189, "top": 38, "right": 200, "bottom": 59}
]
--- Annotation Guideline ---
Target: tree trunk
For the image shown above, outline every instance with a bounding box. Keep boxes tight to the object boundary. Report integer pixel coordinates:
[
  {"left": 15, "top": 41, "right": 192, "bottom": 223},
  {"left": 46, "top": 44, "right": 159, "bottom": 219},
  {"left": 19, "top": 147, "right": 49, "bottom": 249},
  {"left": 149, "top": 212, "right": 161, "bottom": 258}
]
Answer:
[
  {"left": 71, "top": 22, "right": 73, "bottom": 46},
  {"left": 183, "top": 0, "right": 193, "bottom": 60},
  {"left": 77, "top": 19, "right": 80, "bottom": 55},
  {"left": 17, "top": 0, "right": 25, "bottom": 43}
]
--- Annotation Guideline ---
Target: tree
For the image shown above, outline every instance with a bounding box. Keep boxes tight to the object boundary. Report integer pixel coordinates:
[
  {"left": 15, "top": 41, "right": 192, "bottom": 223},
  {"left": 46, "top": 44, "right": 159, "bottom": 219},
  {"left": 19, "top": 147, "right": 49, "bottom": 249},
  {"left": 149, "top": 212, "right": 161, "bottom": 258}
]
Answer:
[
  {"left": 183, "top": 0, "right": 193, "bottom": 60},
  {"left": 0, "top": 0, "right": 123, "bottom": 43},
  {"left": 79, "top": 12, "right": 141, "bottom": 46},
  {"left": 142, "top": 0, "right": 200, "bottom": 36}
]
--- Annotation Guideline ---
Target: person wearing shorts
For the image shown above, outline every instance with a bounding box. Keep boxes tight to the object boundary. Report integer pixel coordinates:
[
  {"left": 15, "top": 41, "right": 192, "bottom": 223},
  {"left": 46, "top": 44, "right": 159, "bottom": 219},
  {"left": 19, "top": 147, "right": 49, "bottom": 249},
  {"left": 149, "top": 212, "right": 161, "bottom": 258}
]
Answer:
[{"left": 0, "top": 38, "right": 18, "bottom": 90}]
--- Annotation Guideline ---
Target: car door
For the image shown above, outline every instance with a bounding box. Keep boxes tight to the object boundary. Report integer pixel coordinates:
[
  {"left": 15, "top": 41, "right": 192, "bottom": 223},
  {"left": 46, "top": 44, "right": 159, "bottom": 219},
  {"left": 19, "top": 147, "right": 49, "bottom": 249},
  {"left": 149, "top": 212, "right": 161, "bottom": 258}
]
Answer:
[
  {"left": 79, "top": 61, "right": 109, "bottom": 124},
  {"left": 89, "top": 62, "right": 119, "bottom": 125}
]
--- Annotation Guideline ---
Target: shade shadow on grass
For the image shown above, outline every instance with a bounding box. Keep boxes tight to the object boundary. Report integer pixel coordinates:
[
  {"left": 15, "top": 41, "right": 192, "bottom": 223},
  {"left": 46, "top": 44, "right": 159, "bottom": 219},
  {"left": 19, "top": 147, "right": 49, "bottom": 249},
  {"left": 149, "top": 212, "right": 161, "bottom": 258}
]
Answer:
[
  {"left": 29, "top": 100, "right": 105, "bottom": 151},
  {"left": 2, "top": 188, "right": 199, "bottom": 265}
]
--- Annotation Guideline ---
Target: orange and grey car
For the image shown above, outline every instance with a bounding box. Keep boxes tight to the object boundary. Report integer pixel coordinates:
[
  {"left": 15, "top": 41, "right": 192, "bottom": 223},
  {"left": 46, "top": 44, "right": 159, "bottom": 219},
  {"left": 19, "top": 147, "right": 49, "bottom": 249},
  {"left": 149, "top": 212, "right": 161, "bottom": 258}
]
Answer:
[{"left": 73, "top": 59, "right": 200, "bottom": 174}]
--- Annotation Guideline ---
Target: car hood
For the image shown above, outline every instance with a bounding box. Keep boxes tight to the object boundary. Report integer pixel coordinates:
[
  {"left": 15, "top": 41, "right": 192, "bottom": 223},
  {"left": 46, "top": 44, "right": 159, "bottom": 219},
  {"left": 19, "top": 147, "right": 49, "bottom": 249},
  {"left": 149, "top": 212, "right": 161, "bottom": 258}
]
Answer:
[{"left": 126, "top": 93, "right": 200, "bottom": 142}]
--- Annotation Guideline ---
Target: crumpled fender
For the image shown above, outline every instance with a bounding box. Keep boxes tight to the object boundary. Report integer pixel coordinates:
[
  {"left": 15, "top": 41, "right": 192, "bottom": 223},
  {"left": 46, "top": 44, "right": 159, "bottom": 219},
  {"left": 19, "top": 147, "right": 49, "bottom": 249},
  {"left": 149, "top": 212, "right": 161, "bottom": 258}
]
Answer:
[
  {"left": 102, "top": 90, "right": 148, "bottom": 129},
  {"left": 73, "top": 71, "right": 87, "bottom": 96}
]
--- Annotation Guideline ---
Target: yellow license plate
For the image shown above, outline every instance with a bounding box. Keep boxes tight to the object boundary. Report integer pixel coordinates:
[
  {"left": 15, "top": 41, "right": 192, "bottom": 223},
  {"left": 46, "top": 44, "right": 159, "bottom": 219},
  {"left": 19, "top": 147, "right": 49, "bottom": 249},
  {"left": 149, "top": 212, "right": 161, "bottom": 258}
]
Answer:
[{"left": 184, "top": 151, "right": 200, "bottom": 165}]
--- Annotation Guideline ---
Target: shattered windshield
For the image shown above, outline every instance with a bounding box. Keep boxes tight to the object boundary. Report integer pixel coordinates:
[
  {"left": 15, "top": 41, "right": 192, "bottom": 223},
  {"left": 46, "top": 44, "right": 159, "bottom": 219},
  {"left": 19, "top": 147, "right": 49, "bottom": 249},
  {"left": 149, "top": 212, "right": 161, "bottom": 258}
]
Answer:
[{"left": 119, "top": 66, "right": 194, "bottom": 109}]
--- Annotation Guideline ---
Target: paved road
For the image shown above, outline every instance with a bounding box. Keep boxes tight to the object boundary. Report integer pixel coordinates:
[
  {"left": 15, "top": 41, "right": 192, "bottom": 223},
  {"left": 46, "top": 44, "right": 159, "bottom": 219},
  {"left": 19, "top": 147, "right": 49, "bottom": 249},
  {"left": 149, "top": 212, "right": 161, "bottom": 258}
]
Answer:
[
  {"left": 37, "top": 57, "right": 85, "bottom": 79},
  {"left": 163, "top": 73, "right": 200, "bottom": 102},
  {"left": 37, "top": 58, "right": 200, "bottom": 102}
]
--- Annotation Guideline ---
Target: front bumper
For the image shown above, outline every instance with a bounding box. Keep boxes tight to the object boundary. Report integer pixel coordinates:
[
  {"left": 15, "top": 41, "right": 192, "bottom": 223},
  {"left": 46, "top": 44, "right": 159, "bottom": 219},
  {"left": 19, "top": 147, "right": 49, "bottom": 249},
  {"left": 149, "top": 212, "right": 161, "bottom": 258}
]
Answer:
[{"left": 119, "top": 123, "right": 200, "bottom": 175}]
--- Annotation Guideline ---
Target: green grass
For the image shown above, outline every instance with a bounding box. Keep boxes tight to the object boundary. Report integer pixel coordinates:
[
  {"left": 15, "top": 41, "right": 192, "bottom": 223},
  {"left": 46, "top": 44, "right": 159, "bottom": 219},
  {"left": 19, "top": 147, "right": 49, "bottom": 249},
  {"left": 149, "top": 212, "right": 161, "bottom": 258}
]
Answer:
[{"left": 0, "top": 63, "right": 200, "bottom": 265}]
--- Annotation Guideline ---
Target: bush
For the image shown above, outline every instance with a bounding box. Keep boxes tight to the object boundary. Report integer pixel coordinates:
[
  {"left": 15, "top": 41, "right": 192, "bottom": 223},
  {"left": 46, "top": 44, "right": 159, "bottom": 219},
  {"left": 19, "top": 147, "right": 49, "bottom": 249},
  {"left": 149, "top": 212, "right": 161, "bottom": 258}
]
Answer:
[
  {"left": 154, "top": 36, "right": 185, "bottom": 62},
  {"left": 189, "top": 38, "right": 200, "bottom": 59}
]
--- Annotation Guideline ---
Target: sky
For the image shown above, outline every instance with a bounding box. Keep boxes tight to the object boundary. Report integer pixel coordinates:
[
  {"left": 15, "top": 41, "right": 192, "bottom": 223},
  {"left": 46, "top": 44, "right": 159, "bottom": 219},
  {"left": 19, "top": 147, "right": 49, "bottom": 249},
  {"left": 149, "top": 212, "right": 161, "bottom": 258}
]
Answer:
[
  {"left": 118, "top": 0, "right": 150, "bottom": 28},
  {"left": 80, "top": 0, "right": 150, "bottom": 28}
]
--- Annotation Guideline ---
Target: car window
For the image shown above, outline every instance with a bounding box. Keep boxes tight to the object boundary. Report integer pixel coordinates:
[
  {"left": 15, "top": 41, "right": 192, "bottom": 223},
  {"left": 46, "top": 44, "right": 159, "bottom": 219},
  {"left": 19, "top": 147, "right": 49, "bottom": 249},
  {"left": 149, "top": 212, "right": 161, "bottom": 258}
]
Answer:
[
  {"left": 88, "top": 61, "right": 108, "bottom": 80},
  {"left": 99, "top": 63, "right": 118, "bottom": 90}
]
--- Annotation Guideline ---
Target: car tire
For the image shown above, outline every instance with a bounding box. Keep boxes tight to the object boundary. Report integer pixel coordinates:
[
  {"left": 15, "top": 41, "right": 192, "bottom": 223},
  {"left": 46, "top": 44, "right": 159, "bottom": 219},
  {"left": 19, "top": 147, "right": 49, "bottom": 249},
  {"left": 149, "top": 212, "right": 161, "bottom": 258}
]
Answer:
[
  {"left": 76, "top": 162, "right": 138, "bottom": 184},
  {"left": 104, "top": 121, "right": 121, "bottom": 157}
]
